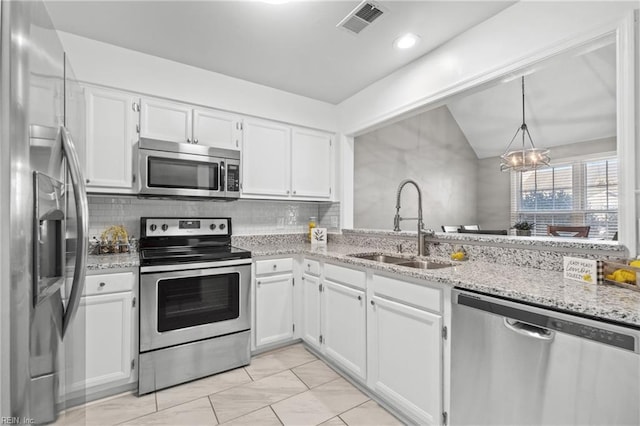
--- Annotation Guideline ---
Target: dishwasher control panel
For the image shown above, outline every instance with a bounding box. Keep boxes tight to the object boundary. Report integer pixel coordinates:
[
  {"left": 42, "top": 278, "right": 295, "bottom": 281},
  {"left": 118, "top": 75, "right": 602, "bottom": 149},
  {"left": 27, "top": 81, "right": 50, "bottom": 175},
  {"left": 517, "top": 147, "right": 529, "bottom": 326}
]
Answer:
[{"left": 549, "top": 319, "right": 635, "bottom": 351}]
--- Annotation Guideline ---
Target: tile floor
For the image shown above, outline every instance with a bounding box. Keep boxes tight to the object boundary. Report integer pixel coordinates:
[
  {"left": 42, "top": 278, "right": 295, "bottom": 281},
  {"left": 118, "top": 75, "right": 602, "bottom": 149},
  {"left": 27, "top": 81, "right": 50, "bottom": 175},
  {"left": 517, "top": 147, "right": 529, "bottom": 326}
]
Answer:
[{"left": 55, "top": 343, "right": 403, "bottom": 426}]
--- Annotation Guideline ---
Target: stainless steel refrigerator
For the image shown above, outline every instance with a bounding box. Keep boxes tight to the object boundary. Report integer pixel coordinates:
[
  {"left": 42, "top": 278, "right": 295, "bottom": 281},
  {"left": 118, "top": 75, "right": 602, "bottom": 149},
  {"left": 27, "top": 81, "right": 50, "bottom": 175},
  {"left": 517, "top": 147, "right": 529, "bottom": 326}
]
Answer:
[{"left": 1, "top": 0, "right": 88, "bottom": 423}]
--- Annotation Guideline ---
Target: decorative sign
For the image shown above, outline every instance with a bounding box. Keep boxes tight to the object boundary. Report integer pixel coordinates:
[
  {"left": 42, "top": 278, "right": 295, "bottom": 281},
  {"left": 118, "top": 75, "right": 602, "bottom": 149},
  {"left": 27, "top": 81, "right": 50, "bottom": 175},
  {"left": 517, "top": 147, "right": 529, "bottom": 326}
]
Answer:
[
  {"left": 311, "top": 227, "right": 327, "bottom": 247},
  {"left": 563, "top": 257, "right": 598, "bottom": 284}
]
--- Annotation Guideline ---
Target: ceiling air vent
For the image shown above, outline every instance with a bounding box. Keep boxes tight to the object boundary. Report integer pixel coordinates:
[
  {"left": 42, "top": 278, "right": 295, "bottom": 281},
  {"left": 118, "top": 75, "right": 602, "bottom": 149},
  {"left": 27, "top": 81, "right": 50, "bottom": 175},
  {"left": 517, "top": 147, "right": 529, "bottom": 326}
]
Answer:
[{"left": 337, "top": 1, "right": 386, "bottom": 35}]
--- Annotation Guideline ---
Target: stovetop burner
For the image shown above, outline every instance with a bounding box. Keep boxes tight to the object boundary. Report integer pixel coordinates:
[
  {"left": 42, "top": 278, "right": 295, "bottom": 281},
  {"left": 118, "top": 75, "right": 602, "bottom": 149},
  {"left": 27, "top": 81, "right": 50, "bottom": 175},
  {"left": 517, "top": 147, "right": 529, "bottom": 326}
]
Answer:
[{"left": 139, "top": 217, "right": 251, "bottom": 267}]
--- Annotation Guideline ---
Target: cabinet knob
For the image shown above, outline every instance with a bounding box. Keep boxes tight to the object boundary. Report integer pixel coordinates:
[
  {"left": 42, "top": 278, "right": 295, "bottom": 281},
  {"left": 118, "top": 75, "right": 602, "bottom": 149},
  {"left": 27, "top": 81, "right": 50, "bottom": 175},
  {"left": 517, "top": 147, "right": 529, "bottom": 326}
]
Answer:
[
  {"left": 307, "top": 263, "right": 310, "bottom": 268},
  {"left": 86, "top": 179, "right": 90, "bottom": 184},
  {"left": 286, "top": 190, "right": 290, "bottom": 194},
  {"left": 370, "top": 300, "right": 375, "bottom": 306},
  {"left": 194, "top": 138, "right": 199, "bottom": 144},
  {"left": 272, "top": 264, "right": 277, "bottom": 270},
  {"left": 99, "top": 282, "right": 106, "bottom": 288},
  {"left": 257, "top": 281, "right": 261, "bottom": 285},
  {"left": 358, "top": 295, "right": 362, "bottom": 301},
  {"left": 293, "top": 190, "right": 297, "bottom": 195},
  {"left": 187, "top": 138, "right": 192, "bottom": 144}
]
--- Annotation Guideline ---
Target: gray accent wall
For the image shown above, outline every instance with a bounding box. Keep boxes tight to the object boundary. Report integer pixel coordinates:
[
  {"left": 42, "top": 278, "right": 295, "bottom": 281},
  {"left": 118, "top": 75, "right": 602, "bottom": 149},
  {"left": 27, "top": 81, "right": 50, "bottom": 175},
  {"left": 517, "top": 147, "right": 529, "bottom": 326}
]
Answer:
[{"left": 354, "top": 105, "right": 478, "bottom": 231}]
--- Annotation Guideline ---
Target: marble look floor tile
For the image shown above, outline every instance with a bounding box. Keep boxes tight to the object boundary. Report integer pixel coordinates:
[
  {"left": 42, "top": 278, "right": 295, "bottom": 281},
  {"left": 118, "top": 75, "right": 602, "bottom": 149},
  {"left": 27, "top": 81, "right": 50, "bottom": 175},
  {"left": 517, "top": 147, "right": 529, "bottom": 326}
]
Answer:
[
  {"left": 156, "top": 367, "right": 252, "bottom": 410},
  {"left": 245, "top": 344, "right": 317, "bottom": 381},
  {"left": 271, "top": 377, "right": 369, "bottom": 426},
  {"left": 54, "top": 392, "right": 156, "bottom": 426},
  {"left": 220, "top": 406, "right": 282, "bottom": 426},
  {"left": 292, "top": 359, "right": 340, "bottom": 389},
  {"left": 209, "top": 370, "right": 307, "bottom": 423},
  {"left": 339, "top": 400, "right": 403, "bottom": 426},
  {"left": 320, "top": 417, "right": 348, "bottom": 425},
  {"left": 120, "top": 397, "right": 217, "bottom": 426}
]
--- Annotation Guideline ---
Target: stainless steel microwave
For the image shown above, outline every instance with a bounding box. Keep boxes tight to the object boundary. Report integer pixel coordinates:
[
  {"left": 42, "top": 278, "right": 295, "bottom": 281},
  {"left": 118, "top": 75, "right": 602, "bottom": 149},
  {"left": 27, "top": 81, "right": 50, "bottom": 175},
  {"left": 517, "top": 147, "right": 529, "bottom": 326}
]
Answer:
[{"left": 137, "top": 138, "right": 240, "bottom": 199}]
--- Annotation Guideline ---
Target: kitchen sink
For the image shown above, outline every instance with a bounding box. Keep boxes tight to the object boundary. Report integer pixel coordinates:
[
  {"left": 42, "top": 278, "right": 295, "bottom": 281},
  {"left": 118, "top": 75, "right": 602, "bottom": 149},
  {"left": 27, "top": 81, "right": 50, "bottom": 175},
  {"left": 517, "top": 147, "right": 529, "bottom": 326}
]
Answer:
[
  {"left": 347, "top": 253, "right": 407, "bottom": 264},
  {"left": 348, "top": 253, "right": 453, "bottom": 269},
  {"left": 396, "top": 260, "right": 453, "bottom": 269}
]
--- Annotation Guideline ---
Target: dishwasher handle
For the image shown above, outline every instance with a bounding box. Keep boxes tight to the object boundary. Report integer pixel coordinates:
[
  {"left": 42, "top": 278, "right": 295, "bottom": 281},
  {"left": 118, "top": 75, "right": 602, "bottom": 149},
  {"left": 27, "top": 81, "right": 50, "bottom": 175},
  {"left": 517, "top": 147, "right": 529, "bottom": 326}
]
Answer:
[{"left": 504, "top": 318, "right": 554, "bottom": 341}]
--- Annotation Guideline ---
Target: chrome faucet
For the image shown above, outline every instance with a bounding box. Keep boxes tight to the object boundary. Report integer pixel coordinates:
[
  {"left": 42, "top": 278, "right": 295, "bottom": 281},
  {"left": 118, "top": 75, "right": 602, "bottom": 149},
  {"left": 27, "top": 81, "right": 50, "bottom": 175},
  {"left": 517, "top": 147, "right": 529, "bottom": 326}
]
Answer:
[{"left": 393, "top": 179, "right": 430, "bottom": 256}]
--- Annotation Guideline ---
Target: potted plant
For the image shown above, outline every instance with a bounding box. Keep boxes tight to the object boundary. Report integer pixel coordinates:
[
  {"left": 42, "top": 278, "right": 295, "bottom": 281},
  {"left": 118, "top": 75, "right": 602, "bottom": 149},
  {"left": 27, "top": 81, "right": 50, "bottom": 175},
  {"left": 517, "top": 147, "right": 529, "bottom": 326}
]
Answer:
[{"left": 513, "top": 221, "right": 534, "bottom": 236}]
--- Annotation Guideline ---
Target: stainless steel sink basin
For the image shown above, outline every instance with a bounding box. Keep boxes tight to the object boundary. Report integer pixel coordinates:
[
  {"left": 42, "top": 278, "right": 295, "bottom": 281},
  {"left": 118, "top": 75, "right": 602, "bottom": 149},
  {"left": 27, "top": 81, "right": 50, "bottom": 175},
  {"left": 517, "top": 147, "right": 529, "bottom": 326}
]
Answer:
[
  {"left": 397, "top": 260, "right": 453, "bottom": 270},
  {"left": 348, "top": 253, "right": 453, "bottom": 269},
  {"left": 348, "top": 253, "right": 407, "bottom": 264}
]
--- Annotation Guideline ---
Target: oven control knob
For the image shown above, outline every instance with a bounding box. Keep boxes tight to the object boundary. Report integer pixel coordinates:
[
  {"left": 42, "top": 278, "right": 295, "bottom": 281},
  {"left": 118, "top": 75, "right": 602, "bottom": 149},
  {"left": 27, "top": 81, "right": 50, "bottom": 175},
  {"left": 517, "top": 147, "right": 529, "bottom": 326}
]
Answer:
[
  {"left": 219, "top": 223, "right": 226, "bottom": 230},
  {"left": 150, "top": 224, "right": 157, "bottom": 232},
  {"left": 210, "top": 224, "right": 217, "bottom": 230},
  {"left": 161, "top": 224, "right": 169, "bottom": 232}
]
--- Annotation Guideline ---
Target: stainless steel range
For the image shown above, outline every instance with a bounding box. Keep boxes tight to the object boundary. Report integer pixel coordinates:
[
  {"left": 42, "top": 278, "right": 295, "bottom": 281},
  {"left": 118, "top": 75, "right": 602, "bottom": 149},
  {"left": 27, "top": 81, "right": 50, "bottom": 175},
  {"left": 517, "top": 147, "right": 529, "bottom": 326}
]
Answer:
[{"left": 138, "top": 217, "right": 251, "bottom": 395}]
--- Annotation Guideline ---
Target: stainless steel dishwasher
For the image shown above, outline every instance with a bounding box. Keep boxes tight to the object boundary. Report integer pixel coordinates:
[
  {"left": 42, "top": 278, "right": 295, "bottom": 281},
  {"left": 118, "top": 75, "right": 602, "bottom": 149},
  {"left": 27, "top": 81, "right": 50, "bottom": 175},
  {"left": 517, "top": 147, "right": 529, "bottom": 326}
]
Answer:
[{"left": 451, "top": 289, "right": 640, "bottom": 425}]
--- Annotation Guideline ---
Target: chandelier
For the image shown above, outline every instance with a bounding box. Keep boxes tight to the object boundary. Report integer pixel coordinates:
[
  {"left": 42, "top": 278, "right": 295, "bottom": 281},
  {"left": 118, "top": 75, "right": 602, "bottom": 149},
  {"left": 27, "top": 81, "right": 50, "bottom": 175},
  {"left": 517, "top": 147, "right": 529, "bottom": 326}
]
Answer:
[{"left": 500, "top": 76, "right": 550, "bottom": 172}]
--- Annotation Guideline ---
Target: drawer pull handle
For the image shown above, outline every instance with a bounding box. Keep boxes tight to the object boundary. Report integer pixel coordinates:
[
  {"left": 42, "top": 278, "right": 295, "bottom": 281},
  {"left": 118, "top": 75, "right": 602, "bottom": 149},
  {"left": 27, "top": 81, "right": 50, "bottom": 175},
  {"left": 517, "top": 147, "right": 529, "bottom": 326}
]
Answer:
[{"left": 99, "top": 282, "right": 106, "bottom": 288}]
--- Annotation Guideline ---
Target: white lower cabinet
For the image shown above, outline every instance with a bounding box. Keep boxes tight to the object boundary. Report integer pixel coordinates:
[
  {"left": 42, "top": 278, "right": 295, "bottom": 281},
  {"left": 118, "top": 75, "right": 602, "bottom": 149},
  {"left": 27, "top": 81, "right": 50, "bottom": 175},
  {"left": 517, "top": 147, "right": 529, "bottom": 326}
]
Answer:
[
  {"left": 254, "top": 258, "right": 295, "bottom": 349},
  {"left": 322, "top": 279, "right": 367, "bottom": 380},
  {"left": 64, "top": 271, "right": 137, "bottom": 401},
  {"left": 301, "top": 273, "right": 321, "bottom": 349},
  {"left": 369, "top": 295, "right": 443, "bottom": 425}
]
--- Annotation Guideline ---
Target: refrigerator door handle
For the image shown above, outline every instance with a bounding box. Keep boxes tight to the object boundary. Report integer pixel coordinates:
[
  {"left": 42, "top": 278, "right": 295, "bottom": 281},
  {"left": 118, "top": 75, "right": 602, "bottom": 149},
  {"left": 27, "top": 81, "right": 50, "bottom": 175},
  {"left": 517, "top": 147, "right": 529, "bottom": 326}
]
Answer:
[{"left": 59, "top": 126, "right": 89, "bottom": 337}]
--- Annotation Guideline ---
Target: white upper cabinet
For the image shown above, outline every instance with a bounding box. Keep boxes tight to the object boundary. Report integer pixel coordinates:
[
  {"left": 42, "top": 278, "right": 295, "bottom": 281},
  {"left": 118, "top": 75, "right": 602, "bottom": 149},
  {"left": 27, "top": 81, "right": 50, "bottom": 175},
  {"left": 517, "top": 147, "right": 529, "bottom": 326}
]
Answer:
[
  {"left": 193, "top": 108, "right": 242, "bottom": 149},
  {"left": 140, "top": 98, "right": 192, "bottom": 144},
  {"left": 241, "top": 120, "right": 333, "bottom": 201},
  {"left": 140, "top": 98, "right": 242, "bottom": 149},
  {"left": 241, "top": 118, "right": 291, "bottom": 197},
  {"left": 291, "top": 128, "right": 332, "bottom": 199},
  {"left": 84, "top": 87, "right": 139, "bottom": 191}
]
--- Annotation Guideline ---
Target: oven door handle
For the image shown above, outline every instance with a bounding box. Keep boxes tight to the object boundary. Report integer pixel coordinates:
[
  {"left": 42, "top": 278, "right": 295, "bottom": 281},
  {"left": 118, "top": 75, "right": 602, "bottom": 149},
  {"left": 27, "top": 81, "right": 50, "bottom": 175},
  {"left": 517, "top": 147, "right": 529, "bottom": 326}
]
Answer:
[{"left": 140, "top": 257, "right": 251, "bottom": 273}]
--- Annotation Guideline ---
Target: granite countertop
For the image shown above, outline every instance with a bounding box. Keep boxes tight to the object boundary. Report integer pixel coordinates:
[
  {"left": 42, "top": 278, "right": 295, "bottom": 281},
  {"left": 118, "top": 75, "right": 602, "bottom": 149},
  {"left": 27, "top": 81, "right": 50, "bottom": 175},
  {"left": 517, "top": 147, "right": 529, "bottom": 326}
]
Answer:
[
  {"left": 243, "top": 241, "right": 640, "bottom": 328},
  {"left": 87, "top": 252, "right": 140, "bottom": 270},
  {"left": 87, "top": 241, "right": 640, "bottom": 328}
]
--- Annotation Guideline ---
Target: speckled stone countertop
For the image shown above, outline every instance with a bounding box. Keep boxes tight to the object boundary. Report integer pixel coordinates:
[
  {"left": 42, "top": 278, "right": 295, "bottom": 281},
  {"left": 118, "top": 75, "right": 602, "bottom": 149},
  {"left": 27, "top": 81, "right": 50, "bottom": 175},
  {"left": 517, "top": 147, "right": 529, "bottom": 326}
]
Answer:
[
  {"left": 241, "top": 241, "right": 640, "bottom": 328},
  {"left": 87, "top": 253, "right": 139, "bottom": 270}
]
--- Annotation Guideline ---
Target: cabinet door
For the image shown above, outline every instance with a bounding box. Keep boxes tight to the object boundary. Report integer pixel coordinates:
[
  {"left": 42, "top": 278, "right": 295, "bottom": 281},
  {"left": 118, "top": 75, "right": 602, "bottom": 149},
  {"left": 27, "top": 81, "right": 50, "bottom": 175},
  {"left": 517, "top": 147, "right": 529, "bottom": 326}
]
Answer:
[
  {"left": 291, "top": 128, "right": 332, "bottom": 199},
  {"left": 241, "top": 119, "right": 291, "bottom": 197},
  {"left": 66, "top": 292, "right": 133, "bottom": 393},
  {"left": 369, "top": 295, "right": 442, "bottom": 425},
  {"left": 140, "top": 98, "right": 192, "bottom": 143},
  {"left": 193, "top": 108, "right": 241, "bottom": 150},
  {"left": 322, "top": 280, "right": 366, "bottom": 380},
  {"left": 85, "top": 88, "right": 138, "bottom": 190},
  {"left": 255, "top": 273, "right": 294, "bottom": 347},
  {"left": 302, "top": 274, "right": 321, "bottom": 349}
]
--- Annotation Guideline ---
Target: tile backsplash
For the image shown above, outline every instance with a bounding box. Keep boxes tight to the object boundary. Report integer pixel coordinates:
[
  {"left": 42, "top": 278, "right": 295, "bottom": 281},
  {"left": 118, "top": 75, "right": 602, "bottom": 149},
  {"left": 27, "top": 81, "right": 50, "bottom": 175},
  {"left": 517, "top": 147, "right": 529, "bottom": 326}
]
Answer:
[{"left": 88, "top": 195, "right": 340, "bottom": 240}]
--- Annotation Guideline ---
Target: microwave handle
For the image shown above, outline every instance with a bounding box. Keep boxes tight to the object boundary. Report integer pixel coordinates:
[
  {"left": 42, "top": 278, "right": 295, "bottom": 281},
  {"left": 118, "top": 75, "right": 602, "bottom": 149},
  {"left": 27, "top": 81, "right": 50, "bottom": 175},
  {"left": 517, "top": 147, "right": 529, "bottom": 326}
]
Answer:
[{"left": 220, "top": 161, "right": 226, "bottom": 193}]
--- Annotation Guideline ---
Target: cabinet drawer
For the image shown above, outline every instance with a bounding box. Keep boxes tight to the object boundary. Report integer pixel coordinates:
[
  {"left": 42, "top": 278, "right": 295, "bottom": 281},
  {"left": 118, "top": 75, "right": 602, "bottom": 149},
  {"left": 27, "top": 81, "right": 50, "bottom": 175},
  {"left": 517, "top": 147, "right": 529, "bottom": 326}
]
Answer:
[
  {"left": 372, "top": 274, "right": 441, "bottom": 313},
  {"left": 302, "top": 259, "right": 320, "bottom": 276},
  {"left": 324, "top": 263, "right": 366, "bottom": 290},
  {"left": 255, "top": 258, "right": 293, "bottom": 275},
  {"left": 85, "top": 272, "right": 134, "bottom": 296}
]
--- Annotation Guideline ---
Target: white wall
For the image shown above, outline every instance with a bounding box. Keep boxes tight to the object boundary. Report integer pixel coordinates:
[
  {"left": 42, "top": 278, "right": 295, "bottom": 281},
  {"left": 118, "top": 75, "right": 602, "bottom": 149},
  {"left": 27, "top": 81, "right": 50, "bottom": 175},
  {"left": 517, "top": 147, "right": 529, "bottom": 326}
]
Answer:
[
  {"left": 354, "top": 106, "right": 477, "bottom": 230},
  {"left": 58, "top": 32, "right": 338, "bottom": 132}
]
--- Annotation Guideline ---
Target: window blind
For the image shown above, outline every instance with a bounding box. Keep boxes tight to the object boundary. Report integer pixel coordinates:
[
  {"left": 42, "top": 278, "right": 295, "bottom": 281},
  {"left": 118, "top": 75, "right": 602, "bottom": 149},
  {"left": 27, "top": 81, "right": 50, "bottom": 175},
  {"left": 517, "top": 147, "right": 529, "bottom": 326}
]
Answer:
[{"left": 511, "top": 157, "right": 618, "bottom": 239}]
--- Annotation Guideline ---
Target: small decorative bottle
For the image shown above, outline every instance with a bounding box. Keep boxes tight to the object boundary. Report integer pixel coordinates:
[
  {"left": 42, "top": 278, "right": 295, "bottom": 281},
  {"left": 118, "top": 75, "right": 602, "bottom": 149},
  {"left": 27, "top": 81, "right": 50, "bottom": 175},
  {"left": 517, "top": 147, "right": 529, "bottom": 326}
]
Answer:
[{"left": 308, "top": 216, "right": 317, "bottom": 242}]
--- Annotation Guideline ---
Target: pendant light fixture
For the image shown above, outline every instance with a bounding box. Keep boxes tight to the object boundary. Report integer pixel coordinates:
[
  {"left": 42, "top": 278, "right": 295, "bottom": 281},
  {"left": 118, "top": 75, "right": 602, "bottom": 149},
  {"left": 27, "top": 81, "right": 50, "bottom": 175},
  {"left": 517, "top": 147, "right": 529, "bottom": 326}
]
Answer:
[{"left": 500, "top": 76, "right": 550, "bottom": 172}]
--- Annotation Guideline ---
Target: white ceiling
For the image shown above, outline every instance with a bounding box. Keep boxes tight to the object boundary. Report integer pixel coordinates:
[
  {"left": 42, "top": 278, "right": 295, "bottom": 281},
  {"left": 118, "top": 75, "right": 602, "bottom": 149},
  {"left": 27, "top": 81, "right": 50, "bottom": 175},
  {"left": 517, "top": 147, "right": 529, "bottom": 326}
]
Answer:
[
  {"left": 44, "top": 0, "right": 514, "bottom": 104},
  {"left": 446, "top": 42, "right": 617, "bottom": 159}
]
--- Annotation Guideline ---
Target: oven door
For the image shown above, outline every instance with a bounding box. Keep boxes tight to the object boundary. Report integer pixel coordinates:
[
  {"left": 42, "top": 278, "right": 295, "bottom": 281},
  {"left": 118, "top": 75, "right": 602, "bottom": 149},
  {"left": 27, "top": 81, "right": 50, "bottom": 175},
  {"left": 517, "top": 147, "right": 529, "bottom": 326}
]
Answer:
[
  {"left": 138, "top": 148, "right": 224, "bottom": 198},
  {"left": 140, "top": 261, "right": 250, "bottom": 352}
]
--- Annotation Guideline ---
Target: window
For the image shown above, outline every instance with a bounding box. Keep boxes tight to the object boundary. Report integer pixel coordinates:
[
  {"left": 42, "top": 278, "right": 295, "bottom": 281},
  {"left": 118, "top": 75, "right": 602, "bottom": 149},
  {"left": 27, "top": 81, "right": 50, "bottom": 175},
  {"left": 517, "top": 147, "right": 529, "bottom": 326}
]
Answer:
[{"left": 511, "top": 157, "right": 617, "bottom": 239}]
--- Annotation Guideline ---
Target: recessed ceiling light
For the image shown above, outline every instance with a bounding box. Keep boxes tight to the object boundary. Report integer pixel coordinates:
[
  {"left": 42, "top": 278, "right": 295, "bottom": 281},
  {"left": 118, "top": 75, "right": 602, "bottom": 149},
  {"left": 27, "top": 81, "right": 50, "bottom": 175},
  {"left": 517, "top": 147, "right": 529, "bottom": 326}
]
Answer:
[{"left": 393, "top": 33, "right": 420, "bottom": 50}]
